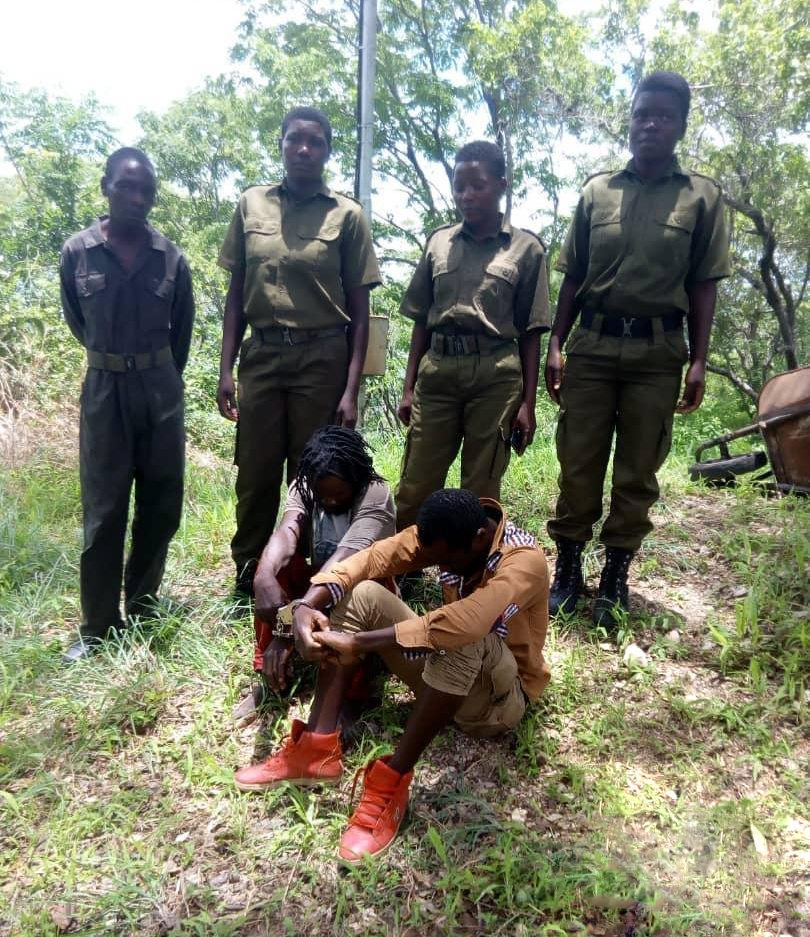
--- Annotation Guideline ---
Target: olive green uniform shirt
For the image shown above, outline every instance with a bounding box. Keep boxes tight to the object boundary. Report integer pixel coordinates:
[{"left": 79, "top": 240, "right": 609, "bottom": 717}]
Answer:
[
  {"left": 556, "top": 158, "right": 731, "bottom": 318},
  {"left": 218, "top": 181, "right": 381, "bottom": 329},
  {"left": 399, "top": 215, "right": 550, "bottom": 339}
]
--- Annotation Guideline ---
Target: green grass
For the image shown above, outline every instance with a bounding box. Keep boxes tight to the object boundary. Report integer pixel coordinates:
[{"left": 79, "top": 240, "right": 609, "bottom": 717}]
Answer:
[{"left": 1, "top": 401, "right": 809, "bottom": 936}]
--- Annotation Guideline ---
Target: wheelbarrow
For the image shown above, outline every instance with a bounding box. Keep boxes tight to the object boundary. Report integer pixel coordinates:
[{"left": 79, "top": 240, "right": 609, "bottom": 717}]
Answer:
[{"left": 689, "top": 365, "right": 810, "bottom": 494}]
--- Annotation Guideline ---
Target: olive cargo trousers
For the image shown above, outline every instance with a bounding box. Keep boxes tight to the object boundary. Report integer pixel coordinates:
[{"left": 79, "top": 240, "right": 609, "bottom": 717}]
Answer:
[
  {"left": 395, "top": 342, "right": 523, "bottom": 531},
  {"left": 547, "top": 320, "right": 687, "bottom": 551},
  {"left": 231, "top": 332, "right": 348, "bottom": 570},
  {"left": 79, "top": 364, "right": 185, "bottom": 639}
]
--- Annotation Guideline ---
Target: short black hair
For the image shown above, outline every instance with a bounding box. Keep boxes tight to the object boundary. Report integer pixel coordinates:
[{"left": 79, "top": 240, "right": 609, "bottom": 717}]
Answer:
[
  {"left": 104, "top": 147, "right": 155, "bottom": 179},
  {"left": 292, "top": 426, "right": 382, "bottom": 516},
  {"left": 454, "top": 140, "right": 506, "bottom": 179},
  {"left": 416, "top": 489, "right": 487, "bottom": 550},
  {"left": 634, "top": 70, "right": 691, "bottom": 124},
  {"left": 281, "top": 106, "right": 333, "bottom": 150}
]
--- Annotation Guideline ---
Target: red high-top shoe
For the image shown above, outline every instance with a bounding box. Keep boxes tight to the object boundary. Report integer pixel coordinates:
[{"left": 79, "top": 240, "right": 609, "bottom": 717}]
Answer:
[
  {"left": 338, "top": 756, "right": 413, "bottom": 863},
  {"left": 234, "top": 719, "right": 343, "bottom": 791}
]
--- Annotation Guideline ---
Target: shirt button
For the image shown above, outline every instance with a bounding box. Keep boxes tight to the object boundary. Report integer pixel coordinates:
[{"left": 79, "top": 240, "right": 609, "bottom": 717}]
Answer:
[{"left": 438, "top": 650, "right": 446, "bottom": 656}]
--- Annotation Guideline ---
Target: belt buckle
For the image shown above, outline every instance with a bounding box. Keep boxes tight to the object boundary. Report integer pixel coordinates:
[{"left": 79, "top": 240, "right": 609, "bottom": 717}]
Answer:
[
  {"left": 453, "top": 336, "right": 465, "bottom": 355},
  {"left": 622, "top": 317, "right": 636, "bottom": 338},
  {"left": 282, "top": 327, "right": 293, "bottom": 345},
  {"left": 124, "top": 354, "right": 136, "bottom": 370}
]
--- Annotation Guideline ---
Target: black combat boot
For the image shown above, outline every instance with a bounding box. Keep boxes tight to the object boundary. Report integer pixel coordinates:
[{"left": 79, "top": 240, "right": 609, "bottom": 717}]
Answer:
[
  {"left": 548, "top": 538, "right": 585, "bottom": 615},
  {"left": 592, "top": 547, "right": 635, "bottom": 628}
]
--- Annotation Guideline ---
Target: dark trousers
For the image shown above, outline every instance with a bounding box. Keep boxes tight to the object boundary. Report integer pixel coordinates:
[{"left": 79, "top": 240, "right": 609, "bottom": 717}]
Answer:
[
  {"left": 547, "top": 320, "right": 686, "bottom": 551},
  {"left": 231, "top": 334, "right": 348, "bottom": 570},
  {"left": 79, "top": 365, "right": 185, "bottom": 639}
]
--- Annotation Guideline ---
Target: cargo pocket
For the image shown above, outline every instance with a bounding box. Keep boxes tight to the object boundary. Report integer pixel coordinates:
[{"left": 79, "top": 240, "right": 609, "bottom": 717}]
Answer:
[
  {"left": 653, "top": 416, "right": 674, "bottom": 471},
  {"left": 488, "top": 425, "right": 511, "bottom": 480}
]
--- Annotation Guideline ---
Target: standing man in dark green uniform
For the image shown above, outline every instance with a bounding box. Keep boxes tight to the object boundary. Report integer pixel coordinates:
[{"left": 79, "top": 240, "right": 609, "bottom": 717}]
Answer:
[
  {"left": 60, "top": 147, "right": 195, "bottom": 662},
  {"left": 395, "top": 140, "right": 549, "bottom": 532},
  {"left": 545, "top": 71, "right": 731, "bottom": 626},
  {"left": 217, "top": 106, "right": 381, "bottom": 597}
]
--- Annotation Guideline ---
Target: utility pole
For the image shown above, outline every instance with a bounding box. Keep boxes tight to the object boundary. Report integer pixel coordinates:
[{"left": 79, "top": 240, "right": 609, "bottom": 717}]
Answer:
[{"left": 356, "top": 0, "right": 377, "bottom": 220}]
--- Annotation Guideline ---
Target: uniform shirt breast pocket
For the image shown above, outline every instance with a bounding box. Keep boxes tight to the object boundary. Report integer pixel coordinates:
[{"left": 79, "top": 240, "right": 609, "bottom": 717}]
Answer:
[
  {"left": 244, "top": 218, "right": 280, "bottom": 265},
  {"left": 477, "top": 260, "right": 519, "bottom": 319},
  {"left": 75, "top": 272, "right": 107, "bottom": 307},
  {"left": 145, "top": 274, "right": 176, "bottom": 331},
  {"left": 296, "top": 223, "right": 341, "bottom": 273},
  {"left": 588, "top": 205, "right": 625, "bottom": 267},
  {"left": 431, "top": 256, "right": 461, "bottom": 311},
  {"left": 654, "top": 208, "right": 696, "bottom": 273}
]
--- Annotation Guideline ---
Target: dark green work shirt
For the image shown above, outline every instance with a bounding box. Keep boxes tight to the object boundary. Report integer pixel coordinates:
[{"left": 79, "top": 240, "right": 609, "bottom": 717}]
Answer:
[
  {"left": 556, "top": 158, "right": 731, "bottom": 318},
  {"left": 400, "top": 215, "right": 550, "bottom": 339},
  {"left": 60, "top": 217, "right": 196, "bottom": 371},
  {"left": 218, "top": 180, "right": 381, "bottom": 330}
]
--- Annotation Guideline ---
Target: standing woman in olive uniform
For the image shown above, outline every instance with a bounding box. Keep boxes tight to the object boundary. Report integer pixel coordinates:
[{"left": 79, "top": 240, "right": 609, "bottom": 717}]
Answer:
[
  {"left": 545, "top": 71, "right": 730, "bottom": 625},
  {"left": 395, "top": 140, "right": 549, "bottom": 532},
  {"left": 218, "top": 107, "right": 381, "bottom": 596}
]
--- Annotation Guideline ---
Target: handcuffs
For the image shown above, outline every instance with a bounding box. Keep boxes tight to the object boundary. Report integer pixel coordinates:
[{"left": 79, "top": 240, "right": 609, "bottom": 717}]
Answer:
[{"left": 272, "top": 599, "right": 317, "bottom": 639}]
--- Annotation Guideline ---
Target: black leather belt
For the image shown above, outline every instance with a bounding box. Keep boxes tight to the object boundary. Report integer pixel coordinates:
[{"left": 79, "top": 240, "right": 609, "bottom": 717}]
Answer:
[
  {"left": 86, "top": 346, "right": 173, "bottom": 372},
  {"left": 580, "top": 309, "right": 683, "bottom": 339},
  {"left": 430, "top": 332, "right": 515, "bottom": 356},
  {"left": 252, "top": 325, "right": 347, "bottom": 345}
]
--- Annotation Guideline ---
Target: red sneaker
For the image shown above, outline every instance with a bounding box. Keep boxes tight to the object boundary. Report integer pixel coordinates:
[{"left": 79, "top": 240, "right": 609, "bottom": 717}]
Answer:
[
  {"left": 234, "top": 719, "right": 343, "bottom": 791},
  {"left": 338, "top": 756, "right": 413, "bottom": 863}
]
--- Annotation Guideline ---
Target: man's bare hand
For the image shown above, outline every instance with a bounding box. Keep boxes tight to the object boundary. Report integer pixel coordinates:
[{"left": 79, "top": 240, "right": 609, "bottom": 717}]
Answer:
[
  {"left": 544, "top": 343, "right": 565, "bottom": 405},
  {"left": 253, "top": 574, "right": 288, "bottom": 623},
  {"left": 217, "top": 373, "right": 239, "bottom": 421},
  {"left": 335, "top": 392, "right": 358, "bottom": 428},
  {"left": 314, "top": 630, "right": 361, "bottom": 666},
  {"left": 676, "top": 361, "right": 706, "bottom": 414},
  {"left": 263, "top": 636, "right": 294, "bottom": 692},
  {"left": 293, "top": 605, "right": 331, "bottom": 662}
]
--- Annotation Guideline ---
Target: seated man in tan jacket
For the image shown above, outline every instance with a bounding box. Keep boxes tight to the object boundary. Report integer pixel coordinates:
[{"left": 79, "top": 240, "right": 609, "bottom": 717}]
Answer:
[{"left": 233, "top": 488, "right": 550, "bottom": 864}]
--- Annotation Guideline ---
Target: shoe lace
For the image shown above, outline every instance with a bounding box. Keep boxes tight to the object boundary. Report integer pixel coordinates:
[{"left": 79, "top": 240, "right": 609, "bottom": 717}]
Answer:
[
  {"left": 347, "top": 765, "right": 395, "bottom": 831},
  {"left": 552, "top": 544, "right": 583, "bottom": 591}
]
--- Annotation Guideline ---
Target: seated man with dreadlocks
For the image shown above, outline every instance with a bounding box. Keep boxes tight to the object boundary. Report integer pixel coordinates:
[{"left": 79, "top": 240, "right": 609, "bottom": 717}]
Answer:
[
  {"left": 233, "top": 425, "right": 395, "bottom": 723},
  {"left": 234, "top": 488, "right": 550, "bottom": 864}
]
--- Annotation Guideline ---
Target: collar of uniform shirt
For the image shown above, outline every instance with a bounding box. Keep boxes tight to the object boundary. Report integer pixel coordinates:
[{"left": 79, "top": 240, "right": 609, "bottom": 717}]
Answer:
[
  {"left": 276, "top": 178, "right": 336, "bottom": 203},
  {"left": 82, "top": 215, "right": 168, "bottom": 253},
  {"left": 455, "top": 212, "right": 513, "bottom": 244},
  {"left": 622, "top": 156, "right": 688, "bottom": 182}
]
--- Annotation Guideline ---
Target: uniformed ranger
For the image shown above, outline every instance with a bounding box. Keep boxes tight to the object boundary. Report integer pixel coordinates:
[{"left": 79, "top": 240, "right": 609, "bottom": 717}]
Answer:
[
  {"left": 545, "top": 71, "right": 731, "bottom": 626},
  {"left": 395, "top": 140, "right": 550, "bottom": 533},
  {"left": 60, "top": 147, "right": 195, "bottom": 662},
  {"left": 218, "top": 106, "right": 381, "bottom": 598}
]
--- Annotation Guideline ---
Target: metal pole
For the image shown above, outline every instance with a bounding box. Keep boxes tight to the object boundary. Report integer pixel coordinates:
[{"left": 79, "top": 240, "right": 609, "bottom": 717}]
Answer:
[
  {"left": 356, "top": 0, "right": 377, "bottom": 428},
  {"left": 357, "top": 0, "right": 377, "bottom": 220}
]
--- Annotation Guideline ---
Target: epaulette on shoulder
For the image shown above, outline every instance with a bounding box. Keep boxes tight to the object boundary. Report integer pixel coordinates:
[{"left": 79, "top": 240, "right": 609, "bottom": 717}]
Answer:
[
  {"left": 688, "top": 170, "right": 723, "bottom": 190},
  {"left": 242, "top": 182, "right": 277, "bottom": 193},
  {"left": 332, "top": 190, "right": 364, "bottom": 207},
  {"left": 519, "top": 228, "right": 547, "bottom": 251},
  {"left": 425, "top": 221, "right": 458, "bottom": 243},
  {"left": 583, "top": 168, "right": 620, "bottom": 186}
]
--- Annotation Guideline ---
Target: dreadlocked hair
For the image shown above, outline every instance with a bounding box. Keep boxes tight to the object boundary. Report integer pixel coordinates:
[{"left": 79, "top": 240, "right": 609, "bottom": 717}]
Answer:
[
  {"left": 417, "top": 489, "right": 487, "bottom": 550},
  {"left": 292, "top": 426, "right": 383, "bottom": 516}
]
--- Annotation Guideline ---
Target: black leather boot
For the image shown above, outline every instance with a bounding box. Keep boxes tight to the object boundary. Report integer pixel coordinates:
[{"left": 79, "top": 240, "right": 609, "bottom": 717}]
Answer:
[
  {"left": 592, "top": 547, "right": 634, "bottom": 628},
  {"left": 548, "top": 538, "right": 585, "bottom": 615}
]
